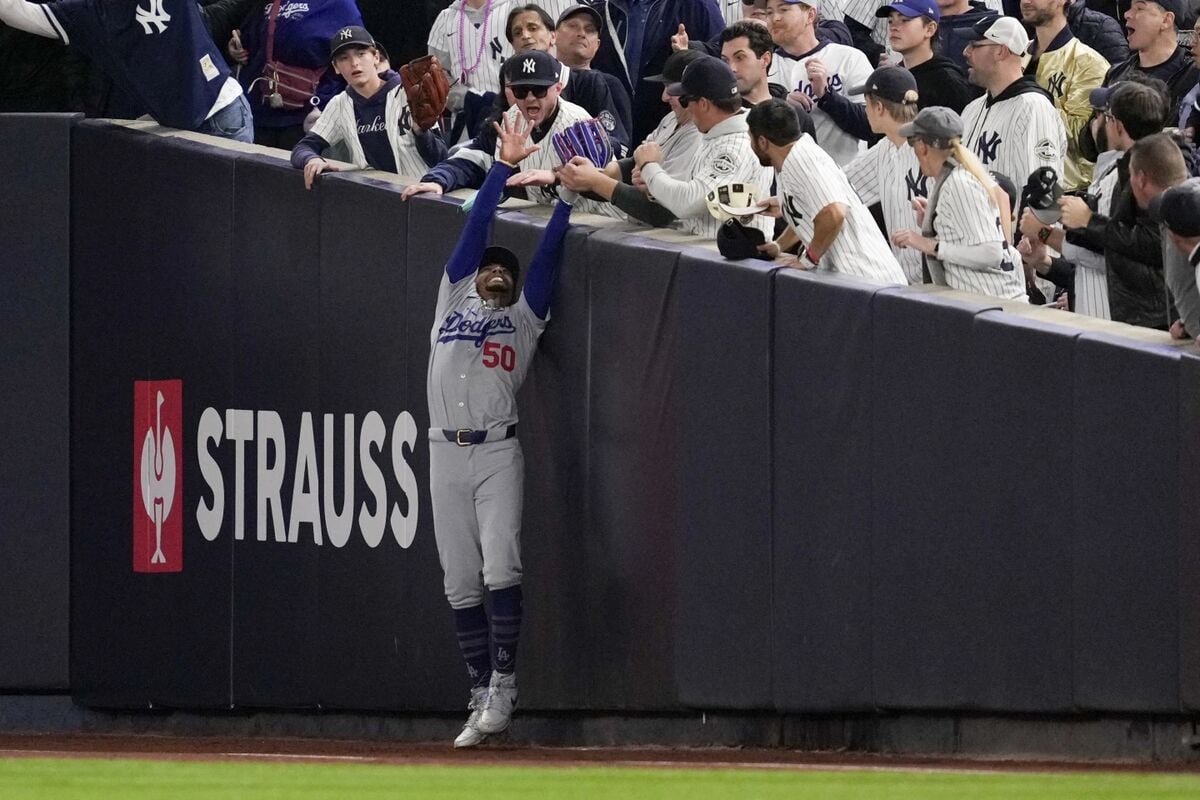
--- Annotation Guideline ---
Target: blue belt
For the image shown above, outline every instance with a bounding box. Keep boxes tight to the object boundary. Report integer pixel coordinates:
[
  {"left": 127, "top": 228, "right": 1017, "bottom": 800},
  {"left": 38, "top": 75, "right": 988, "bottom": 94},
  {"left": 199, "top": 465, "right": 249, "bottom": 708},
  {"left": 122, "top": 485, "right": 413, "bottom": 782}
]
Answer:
[{"left": 439, "top": 425, "right": 517, "bottom": 446}]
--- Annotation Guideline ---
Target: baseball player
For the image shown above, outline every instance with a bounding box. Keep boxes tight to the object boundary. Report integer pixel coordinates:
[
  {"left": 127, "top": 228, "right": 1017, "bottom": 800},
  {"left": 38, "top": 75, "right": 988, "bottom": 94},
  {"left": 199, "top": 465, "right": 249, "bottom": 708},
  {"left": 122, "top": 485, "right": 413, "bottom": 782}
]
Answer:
[
  {"left": 960, "top": 17, "right": 1067, "bottom": 193},
  {"left": 892, "top": 106, "right": 1028, "bottom": 301},
  {"left": 429, "top": 112, "right": 575, "bottom": 749},
  {"left": 632, "top": 56, "right": 775, "bottom": 239},
  {"left": 767, "top": 0, "right": 874, "bottom": 166},
  {"left": 843, "top": 66, "right": 929, "bottom": 284},
  {"left": 0, "top": 0, "right": 252, "bottom": 141},
  {"left": 748, "top": 98, "right": 907, "bottom": 284},
  {"left": 291, "top": 26, "right": 449, "bottom": 188},
  {"left": 428, "top": 0, "right": 517, "bottom": 142}
]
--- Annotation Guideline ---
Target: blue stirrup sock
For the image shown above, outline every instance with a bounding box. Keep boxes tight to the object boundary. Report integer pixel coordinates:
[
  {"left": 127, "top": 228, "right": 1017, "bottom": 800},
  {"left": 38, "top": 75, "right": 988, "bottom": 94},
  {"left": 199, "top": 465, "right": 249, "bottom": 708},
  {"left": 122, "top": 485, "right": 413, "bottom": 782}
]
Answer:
[
  {"left": 453, "top": 604, "right": 492, "bottom": 688},
  {"left": 489, "top": 584, "right": 523, "bottom": 675}
]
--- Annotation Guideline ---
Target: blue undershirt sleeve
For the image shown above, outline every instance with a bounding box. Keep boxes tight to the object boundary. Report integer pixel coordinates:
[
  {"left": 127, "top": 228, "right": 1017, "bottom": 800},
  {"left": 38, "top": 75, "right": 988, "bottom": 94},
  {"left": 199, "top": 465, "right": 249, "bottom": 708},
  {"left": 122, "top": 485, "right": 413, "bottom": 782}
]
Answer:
[
  {"left": 291, "top": 132, "right": 330, "bottom": 169},
  {"left": 414, "top": 129, "right": 449, "bottom": 168},
  {"left": 521, "top": 200, "right": 572, "bottom": 320},
  {"left": 445, "top": 161, "right": 515, "bottom": 283}
]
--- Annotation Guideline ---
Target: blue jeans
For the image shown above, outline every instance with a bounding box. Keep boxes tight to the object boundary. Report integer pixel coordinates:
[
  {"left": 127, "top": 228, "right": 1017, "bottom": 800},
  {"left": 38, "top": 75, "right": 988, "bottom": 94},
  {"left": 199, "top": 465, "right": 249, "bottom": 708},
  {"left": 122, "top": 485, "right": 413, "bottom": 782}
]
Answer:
[{"left": 197, "top": 93, "right": 254, "bottom": 143}]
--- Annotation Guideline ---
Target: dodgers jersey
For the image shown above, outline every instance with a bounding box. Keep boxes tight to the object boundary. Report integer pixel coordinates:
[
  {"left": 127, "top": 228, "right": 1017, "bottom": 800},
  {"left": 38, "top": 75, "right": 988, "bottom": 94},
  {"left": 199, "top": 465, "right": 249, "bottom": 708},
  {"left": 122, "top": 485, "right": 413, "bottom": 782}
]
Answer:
[
  {"left": 923, "top": 165, "right": 1026, "bottom": 301},
  {"left": 773, "top": 42, "right": 872, "bottom": 166},
  {"left": 960, "top": 79, "right": 1067, "bottom": 192},
  {"left": 42, "top": 0, "right": 233, "bottom": 130},
  {"left": 428, "top": 274, "right": 546, "bottom": 432},
  {"left": 777, "top": 136, "right": 907, "bottom": 285},
  {"left": 844, "top": 137, "right": 929, "bottom": 284}
]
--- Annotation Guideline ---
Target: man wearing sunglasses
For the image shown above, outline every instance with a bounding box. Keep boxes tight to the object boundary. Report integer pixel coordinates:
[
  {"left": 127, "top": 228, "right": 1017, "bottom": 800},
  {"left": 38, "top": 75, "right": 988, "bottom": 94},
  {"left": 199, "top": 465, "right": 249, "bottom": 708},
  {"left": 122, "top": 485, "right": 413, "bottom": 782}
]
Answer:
[{"left": 403, "top": 50, "right": 620, "bottom": 217}]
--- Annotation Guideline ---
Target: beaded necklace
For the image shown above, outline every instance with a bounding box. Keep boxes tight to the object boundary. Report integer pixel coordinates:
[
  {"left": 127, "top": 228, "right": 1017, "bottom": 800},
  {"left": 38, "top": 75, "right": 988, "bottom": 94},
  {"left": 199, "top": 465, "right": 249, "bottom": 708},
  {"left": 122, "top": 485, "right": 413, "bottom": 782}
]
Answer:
[{"left": 456, "top": 0, "right": 494, "bottom": 85}]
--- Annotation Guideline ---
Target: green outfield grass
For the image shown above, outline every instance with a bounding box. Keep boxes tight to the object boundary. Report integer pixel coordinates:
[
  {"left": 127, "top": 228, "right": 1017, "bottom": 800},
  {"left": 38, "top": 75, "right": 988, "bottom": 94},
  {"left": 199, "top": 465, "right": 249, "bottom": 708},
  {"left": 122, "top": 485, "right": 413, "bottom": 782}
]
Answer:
[{"left": 3, "top": 757, "right": 1200, "bottom": 800}]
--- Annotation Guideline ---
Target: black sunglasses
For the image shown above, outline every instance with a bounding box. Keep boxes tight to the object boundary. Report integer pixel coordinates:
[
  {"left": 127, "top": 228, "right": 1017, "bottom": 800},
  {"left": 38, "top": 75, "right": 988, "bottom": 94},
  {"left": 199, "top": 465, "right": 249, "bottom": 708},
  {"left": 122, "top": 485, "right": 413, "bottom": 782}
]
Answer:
[
  {"left": 512, "top": 85, "right": 550, "bottom": 100},
  {"left": 677, "top": 94, "right": 696, "bottom": 108}
]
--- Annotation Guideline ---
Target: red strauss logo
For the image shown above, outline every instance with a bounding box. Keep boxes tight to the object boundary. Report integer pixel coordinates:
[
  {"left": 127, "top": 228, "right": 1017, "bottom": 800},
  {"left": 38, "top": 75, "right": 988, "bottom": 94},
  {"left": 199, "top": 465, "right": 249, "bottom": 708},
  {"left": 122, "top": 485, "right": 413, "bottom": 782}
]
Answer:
[{"left": 133, "top": 380, "right": 183, "bottom": 573}]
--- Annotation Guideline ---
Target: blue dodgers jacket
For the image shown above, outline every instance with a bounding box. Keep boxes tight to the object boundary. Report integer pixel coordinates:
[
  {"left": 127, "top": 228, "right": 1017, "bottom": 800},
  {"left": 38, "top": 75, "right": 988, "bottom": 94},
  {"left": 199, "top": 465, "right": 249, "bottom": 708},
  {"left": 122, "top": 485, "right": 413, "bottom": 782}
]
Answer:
[{"left": 584, "top": 0, "right": 725, "bottom": 145}]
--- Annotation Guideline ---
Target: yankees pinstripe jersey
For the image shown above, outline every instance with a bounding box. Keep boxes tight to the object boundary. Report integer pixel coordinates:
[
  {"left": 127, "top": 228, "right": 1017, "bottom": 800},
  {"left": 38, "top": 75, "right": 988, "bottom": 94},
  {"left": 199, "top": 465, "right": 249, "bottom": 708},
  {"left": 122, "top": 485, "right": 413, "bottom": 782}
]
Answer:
[
  {"left": 721, "top": 0, "right": 744, "bottom": 25},
  {"left": 645, "top": 111, "right": 703, "bottom": 178},
  {"left": 777, "top": 136, "right": 907, "bottom": 285},
  {"left": 451, "top": 99, "right": 624, "bottom": 218},
  {"left": 773, "top": 42, "right": 873, "bottom": 166},
  {"left": 923, "top": 164, "right": 1026, "bottom": 301},
  {"left": 309, "top": 84, "right": 436, "bottom": 178},
  {"left": 640, "top": 111, "right": 774, "bottom": 239},
  {"left": 1064, "top": 151, "right": 1119, "bottom": 319},
  {"left": 960, "top": 78, "right": 1066, "bottom": 191},
  {"left": 428, "top": 0, "right": 514, "bottom": 101},
  {"left": 844, "top": 137, "right": 929, "bottom": 284}
]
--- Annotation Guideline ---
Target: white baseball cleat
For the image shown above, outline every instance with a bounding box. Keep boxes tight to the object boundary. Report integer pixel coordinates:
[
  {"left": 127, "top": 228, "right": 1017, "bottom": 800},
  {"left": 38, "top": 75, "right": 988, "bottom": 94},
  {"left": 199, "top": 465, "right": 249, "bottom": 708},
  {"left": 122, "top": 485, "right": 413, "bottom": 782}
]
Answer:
[
  {"left": 453, "top": 686, "right": 490, "bottom": 748},
  {"left": 476, "top": 671, "right": 517, "bottom": 735}
]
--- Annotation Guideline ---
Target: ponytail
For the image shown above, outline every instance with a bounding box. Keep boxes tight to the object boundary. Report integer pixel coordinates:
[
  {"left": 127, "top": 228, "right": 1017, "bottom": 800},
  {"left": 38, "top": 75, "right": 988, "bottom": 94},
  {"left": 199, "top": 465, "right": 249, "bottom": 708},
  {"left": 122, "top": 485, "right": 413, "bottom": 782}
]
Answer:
[{"left": 943, "top": 138, "right": 1014, "bottom": 244}]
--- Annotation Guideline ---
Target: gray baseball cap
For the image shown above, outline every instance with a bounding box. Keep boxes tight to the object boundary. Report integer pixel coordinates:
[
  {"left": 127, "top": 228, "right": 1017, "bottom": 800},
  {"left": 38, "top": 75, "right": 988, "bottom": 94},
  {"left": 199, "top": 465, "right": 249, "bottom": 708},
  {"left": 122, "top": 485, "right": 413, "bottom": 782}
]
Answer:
[{"left": 898, "top": 106, "right": 963, "bottom": 147}]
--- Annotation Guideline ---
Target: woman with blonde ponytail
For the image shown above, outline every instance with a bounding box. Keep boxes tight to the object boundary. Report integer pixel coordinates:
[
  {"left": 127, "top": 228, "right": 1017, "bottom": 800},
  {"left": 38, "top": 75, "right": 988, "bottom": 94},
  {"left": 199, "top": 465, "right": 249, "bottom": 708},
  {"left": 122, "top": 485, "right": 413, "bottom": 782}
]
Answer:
[{"left": 891, "top": 106, "right": 1027, "bottom": 301}]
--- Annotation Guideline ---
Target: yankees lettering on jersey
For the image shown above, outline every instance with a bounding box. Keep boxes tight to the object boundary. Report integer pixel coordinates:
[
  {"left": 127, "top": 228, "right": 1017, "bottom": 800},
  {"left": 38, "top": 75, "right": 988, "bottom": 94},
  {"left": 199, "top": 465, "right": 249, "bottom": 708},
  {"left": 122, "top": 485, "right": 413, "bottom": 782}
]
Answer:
[
  {"left": 906, "top": 170, "right": 930, "bottom": 200},
  {"left": 844, "top": 137, "right": 925, "bottom": 283},
  {"left": 1045, "top": 72, "right": 1066, "bottom": 98},
  {"left": 428, "top": 0, "right": 513, "bottom": 93},
  {"left": 960, "top": 87, "right": 1066, "bottom": 192}
]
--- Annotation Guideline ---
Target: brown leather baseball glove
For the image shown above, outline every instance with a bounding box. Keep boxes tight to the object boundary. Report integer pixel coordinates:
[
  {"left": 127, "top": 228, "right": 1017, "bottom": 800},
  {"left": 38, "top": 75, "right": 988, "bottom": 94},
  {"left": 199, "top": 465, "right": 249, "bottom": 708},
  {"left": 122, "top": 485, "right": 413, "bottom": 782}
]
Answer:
[{"left": 400, "top": 55, "right": 450, "bottom": 132}]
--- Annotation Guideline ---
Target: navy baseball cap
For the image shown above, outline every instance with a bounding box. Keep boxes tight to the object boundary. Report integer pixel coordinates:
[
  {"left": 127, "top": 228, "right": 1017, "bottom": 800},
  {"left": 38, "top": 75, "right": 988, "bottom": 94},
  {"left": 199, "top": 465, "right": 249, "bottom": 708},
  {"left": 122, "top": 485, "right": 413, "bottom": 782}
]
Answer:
[
  {"left": 645, "top": 49, "right": 706, "bottom": 84},
  {"left": 848, "top": 66, "right": 919, "bottom": 104},
  {"left": 330, "top": 25, "right": 375, "bottom": 59},
  {"left": 480, "top": 246, "right": 521, "bottom": 283},
  {"left": 666, "top": 56, "right": 739, "bottom": 103},
  {"left": 717, "top": 220, "right": 772, "bottom": 261},
  {"left": 875, "top": 0, "right": 941, "bottom": 21},
  {"left": 1149, "top": 178, "right": 1200, "bottom": 237},
  {"left": 1089, "top": 86, "right": 1114, "bottom": 110},
  {"left": 503, "top": 50, "right": 560, "bottom": 87},
  {"left": 899, "top": 106, "right": 964, "bottom": 147},
  {"left": 1022, "top": 166, "right": 1063, "bottom": 225},
  {"left": 556, "top": 3, "right": 603, "bottom": 29}
]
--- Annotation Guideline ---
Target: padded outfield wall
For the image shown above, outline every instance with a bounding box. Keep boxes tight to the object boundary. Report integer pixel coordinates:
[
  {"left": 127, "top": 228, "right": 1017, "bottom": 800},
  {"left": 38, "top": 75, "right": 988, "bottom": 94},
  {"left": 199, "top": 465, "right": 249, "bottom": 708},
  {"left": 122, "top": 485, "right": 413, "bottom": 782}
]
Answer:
[{"left": 3, "top": 115, "right": 1200, "bottom": 728}]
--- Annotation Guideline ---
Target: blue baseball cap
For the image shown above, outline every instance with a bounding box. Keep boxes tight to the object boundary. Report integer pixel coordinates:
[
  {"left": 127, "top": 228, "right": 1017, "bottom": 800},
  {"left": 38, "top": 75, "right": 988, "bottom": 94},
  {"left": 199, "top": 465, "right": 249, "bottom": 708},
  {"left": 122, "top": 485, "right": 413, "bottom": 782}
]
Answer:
[{"left": 876, "top": 0, "right": 941, "bottom": 21}]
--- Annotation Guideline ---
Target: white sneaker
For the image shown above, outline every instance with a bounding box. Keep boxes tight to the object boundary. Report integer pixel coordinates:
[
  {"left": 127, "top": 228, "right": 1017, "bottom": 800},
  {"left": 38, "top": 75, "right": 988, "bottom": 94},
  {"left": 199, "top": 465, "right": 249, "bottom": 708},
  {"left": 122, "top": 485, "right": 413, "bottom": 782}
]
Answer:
[
  {"left": 453, "top": 686, "right": 490, "bottom": 748},
  {"left": 476, "top": 671, "right": 517, "bottom": 735}
]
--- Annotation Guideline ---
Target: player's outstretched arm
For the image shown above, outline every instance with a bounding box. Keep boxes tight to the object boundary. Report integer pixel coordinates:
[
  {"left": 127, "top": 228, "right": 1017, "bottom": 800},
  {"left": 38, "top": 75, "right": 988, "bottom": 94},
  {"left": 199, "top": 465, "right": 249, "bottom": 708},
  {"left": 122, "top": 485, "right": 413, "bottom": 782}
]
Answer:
[
  {"left": 521, "top": 198, "right": 574, "bottom": 320},
  {"left": 444, "top": 114, "right": 539, "bottom": 283},
  {"left": 0, "top": 0, "right": 62, "bottom": 40}
]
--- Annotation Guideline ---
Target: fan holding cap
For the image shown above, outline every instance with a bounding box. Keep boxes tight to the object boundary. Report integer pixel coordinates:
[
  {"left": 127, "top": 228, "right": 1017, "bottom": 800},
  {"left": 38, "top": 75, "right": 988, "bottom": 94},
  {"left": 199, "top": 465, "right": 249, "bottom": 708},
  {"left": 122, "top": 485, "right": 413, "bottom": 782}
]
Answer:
[
  {"left": 891, "top": 106, "right": 1029, "bottom": 300},
  {"left": 959, "top": 16, "right": 1067, "bottom": 199},
  {"left": 747, "top": 98, "right": 907, "bottom": 284}
]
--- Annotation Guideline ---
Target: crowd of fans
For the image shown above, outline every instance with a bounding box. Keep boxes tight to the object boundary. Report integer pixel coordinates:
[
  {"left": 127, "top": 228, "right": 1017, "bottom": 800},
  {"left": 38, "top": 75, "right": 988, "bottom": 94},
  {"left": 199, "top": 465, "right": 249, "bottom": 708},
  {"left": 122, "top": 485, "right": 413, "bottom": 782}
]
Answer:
[{"left": 2, "top": 0, "right": 1200, "bottom": 340}]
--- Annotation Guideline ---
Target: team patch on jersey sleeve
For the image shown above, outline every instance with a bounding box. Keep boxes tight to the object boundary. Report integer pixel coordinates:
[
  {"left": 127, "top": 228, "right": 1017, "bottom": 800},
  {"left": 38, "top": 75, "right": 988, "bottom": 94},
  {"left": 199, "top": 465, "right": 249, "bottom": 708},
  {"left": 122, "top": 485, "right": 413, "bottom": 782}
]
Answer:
[
  {"left": 1035, "top": 138, "right": 1058, "bottom": 161},
  {"left": 711, "top": 153, "right": 736, "bottom": 177},
  {"left": 597, "top": 110, "right": 616, "bottom": 132}
]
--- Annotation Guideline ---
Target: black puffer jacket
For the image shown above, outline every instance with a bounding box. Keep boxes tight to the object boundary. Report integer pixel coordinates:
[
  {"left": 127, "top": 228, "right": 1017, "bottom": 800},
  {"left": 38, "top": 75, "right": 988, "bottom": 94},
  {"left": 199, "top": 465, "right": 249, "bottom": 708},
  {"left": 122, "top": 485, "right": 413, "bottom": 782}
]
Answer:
[
  {"left": 1066, "top": 0, "right": 1130, "bottom": 65},
  {"left": 1066, "top": 152, "right": 1171, "bottom": 329}
]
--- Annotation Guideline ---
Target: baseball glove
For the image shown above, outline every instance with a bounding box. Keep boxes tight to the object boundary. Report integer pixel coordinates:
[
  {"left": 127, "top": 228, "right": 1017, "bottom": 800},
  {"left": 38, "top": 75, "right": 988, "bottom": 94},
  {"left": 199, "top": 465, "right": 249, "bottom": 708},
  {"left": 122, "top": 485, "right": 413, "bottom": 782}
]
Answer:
[
  {"left": 551, "top": 118, "right": 613, "bottom": 168},
  {"left": 400, "top": 55, "right": 450, "bottom": 132}
]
